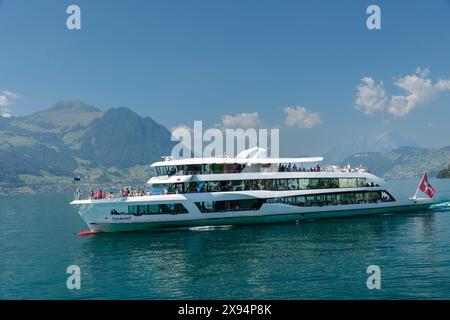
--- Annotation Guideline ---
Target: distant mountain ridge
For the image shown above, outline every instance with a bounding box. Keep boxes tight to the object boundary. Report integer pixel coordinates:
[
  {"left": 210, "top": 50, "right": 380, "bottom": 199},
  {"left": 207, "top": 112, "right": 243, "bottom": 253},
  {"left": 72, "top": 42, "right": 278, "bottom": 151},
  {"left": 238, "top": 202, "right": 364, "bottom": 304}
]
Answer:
[
  {"left": 324, "top": 132, "right": 420, "bottom": 164},
  {"left": 320, "top": 131, "right": 450, "bottom": 179},
  {"left": 0, "top": 101, "right": 174, "bottom": 193},
  {"left": 1, "top": 102, "right": 449, "bottom": 193},
  {"left": 342, "top": 146, "right": 450, "bottom": 179},
  {"left": 20, "top": 101, "right": 103, "bottom": 131}
]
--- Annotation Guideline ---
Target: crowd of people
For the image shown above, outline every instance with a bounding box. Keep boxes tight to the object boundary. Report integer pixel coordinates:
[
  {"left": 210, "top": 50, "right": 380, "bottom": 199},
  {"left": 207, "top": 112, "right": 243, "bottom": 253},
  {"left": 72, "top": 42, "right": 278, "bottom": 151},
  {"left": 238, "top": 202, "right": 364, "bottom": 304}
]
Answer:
[
  {"left": 278, "top": 163, "right": 368, "bottom": 173},
  {"left": 73, "top": 186, "right": 150, "bottom": 200},
  {"left": 278, "top": 164, "right": 321, "bottom": 172}
]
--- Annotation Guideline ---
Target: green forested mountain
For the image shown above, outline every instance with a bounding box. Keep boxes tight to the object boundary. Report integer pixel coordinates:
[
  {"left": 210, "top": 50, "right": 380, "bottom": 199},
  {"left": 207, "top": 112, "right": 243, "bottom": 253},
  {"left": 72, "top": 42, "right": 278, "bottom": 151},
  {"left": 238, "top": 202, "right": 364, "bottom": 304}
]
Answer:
[
  {"left": 79, "top": 107, "right": 173, "bottom": 168},
  {"left": 0, "top": 101, "right": 174, "bottom": 194},
  {"left": 342, "top": 146, "right": 450, "bottom": 179},
  {"left": 437, "top": 164, "right": 450, "bottom": 178}
]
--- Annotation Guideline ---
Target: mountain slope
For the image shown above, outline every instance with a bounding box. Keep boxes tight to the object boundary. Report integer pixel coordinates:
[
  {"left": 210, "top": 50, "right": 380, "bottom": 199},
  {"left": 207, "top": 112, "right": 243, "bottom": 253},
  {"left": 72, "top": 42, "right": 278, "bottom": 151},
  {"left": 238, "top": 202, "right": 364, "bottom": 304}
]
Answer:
[
  {"left": 343, "top": 146, "right": 450, "bottom": 179},
  {"left": 324, "top": 131, "right": 420, "bottom": 164},
  {"left": 78, "top": 107, "right": 174, "bottom": 168},
  {"left": 0, "top": 102, "right": 175, "bottom": 192},
  {"left": 20, "top": 101, "right": 103, "bottom": 131}
]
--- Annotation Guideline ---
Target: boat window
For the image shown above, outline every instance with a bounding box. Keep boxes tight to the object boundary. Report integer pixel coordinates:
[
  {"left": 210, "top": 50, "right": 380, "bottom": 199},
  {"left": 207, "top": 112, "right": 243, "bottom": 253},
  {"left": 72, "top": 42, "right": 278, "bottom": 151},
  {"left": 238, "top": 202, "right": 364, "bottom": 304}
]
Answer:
[
  {"left": 381, "top": 191, "right": 395, "bottom": 202},
  {"left": 309, "top": 179, "right": 320, "bottom": 189},
  {"left": 230, "top": 180, "right": 245, "bottom": 191},
  {"left": 298, "top": 179, "right": 309, "bottom": 190},
  {"left": 211, "top": 164, "right": 224, "bottom": 174},
  {"left": 357, "top": 178, "right": 367, "bottom": 187},
  {"left": 339, "top": 178, "right": 358, "bottom": 188},
  {"left": 288, "top": 179, "right": 299, "bottom": 190},
  {"left": 127, "top": 203, "right": 188, "bottom": 215},
  {"left": 207, "top": 181, "right": 221, "bottom": 192},
  {"left": 195, "top": 199, "right": 264, "bottom": 213}
]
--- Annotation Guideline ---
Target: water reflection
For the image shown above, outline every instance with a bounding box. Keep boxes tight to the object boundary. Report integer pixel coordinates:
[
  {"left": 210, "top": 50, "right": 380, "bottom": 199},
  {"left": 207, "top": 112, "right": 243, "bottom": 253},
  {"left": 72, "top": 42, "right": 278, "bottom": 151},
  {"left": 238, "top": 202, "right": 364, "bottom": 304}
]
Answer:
[{"left": 69, "top": 211, "right": 442, "bottom": 299}]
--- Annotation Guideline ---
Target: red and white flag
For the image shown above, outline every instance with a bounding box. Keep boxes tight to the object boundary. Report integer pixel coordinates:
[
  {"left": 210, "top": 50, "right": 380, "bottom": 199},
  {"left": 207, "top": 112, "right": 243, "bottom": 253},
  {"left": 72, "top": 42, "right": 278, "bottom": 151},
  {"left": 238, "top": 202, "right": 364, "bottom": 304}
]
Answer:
[{"left": 419, "top": 173, "right": 436, "bottom": 198}]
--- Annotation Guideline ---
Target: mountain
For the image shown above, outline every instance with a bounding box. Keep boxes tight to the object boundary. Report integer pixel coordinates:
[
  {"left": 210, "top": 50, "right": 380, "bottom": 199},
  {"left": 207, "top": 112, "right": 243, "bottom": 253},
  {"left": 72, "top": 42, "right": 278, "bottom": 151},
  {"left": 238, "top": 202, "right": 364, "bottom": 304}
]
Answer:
[
  {"left": 20, "top": 101, "right": 103, "bottom": 131},
  {"left": 324, "top": 131, "right": 420, "bottom": 164},
  {"left": 79, "top": 107, "right": 174, "bottom": 168},
  {"left": 343, "top": 146, "right": 450, "bottom": 179},
  {"left": 437, "top": 164, "right": 450, "bottom": 178},
  {"left": 0, "top": 101, "right": 174, "bottom": 194}
]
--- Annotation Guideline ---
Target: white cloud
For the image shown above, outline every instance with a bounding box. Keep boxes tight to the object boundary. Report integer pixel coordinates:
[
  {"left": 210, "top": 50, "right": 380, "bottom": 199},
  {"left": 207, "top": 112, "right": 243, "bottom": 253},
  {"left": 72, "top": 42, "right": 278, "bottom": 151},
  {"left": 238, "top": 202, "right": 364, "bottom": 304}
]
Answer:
[
  {"left": 171, "top": 123, "right": 193, "bottom": 133},
  {"left": 354, "top": 77, "right": 388, "bottom": 116},
  {"left": 218, "top": 112, "right": 262, "bottom": 129},
  {"left": 0, "top": 89, "right": 20, "bottom": 118},
  {"left": 388, "top": 69, "right": 450, "bottom": 117},
  {"left": 436, "top": 79, "right": 450, "bottom": 91},
  {"left": 415, "top": 67, "right": 430, "bottom": 78},
  {"left": 283, "top": 106, "right": 321, "bottom": 128},
  {"left": 355, "top": 68, "right": 450, "bottom": 118}
]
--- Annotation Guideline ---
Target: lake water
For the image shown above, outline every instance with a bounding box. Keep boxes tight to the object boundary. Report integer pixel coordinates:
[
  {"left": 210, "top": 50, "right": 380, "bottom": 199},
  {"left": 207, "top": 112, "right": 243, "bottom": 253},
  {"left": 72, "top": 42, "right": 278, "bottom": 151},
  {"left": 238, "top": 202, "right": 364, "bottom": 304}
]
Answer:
[{"left": 1, "top": 178, "right": 450, "bottom": 299}]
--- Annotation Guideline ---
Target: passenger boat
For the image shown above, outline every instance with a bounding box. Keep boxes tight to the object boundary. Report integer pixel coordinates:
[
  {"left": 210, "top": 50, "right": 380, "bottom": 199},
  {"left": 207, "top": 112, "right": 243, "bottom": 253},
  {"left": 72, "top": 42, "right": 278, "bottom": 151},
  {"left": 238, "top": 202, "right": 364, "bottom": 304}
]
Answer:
[{"left": 70, "top": 147, "right": 433, "bottom": 232}]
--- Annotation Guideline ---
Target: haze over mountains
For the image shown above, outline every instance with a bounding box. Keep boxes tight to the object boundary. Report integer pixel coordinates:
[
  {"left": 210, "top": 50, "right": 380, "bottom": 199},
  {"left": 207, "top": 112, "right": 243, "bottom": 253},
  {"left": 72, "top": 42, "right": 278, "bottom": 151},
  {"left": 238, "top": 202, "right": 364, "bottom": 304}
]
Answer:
[
  {"left": 0, "top": 101, "right": 173, "bottom": 193},
  {"left": 324, "top": 132, "right": 420, "bottom": 164},
  {"left": 0, "top": 101, "right": 449, "bottom": 193}
]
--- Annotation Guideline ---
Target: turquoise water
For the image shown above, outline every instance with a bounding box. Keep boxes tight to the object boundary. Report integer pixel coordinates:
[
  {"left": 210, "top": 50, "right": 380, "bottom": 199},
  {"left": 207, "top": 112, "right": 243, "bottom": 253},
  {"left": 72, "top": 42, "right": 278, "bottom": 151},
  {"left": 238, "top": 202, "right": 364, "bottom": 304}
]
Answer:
[{"left": 1, "top": 178, "right": 450, "bottom": 299}]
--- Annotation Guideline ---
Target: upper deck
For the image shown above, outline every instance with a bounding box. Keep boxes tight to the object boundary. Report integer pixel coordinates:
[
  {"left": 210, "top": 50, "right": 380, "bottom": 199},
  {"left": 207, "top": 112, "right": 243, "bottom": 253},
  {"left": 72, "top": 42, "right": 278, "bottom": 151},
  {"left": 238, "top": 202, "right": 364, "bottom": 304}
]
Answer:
[{"left": 151, "top": 147, "right": 325, "bottom": 177}]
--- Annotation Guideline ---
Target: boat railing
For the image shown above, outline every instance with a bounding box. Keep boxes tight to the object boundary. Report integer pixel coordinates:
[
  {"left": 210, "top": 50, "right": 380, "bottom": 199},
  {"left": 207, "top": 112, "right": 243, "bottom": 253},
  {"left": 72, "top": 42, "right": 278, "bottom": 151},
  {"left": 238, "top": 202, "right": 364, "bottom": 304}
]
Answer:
[
  {"left": 173, "top": 169, "right": 245, "bottom": 175},
  {"left": 73, "top": 188, "right": 150, "bottom": 201}
]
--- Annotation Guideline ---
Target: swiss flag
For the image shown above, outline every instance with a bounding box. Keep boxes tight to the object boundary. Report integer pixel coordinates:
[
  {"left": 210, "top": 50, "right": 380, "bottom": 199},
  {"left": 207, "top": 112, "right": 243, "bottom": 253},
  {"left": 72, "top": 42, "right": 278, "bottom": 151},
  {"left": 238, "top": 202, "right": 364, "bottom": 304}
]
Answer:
[{"left": 419, "top": 173, "right": 436, "bottom": 198}]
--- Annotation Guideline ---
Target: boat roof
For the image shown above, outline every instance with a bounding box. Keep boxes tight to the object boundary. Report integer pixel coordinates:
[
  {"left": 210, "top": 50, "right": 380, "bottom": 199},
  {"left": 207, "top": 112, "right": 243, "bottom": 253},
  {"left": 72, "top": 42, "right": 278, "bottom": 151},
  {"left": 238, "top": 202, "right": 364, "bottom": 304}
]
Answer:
[{"left": 151, "top": 156, "right": 324, "bottom": 167}]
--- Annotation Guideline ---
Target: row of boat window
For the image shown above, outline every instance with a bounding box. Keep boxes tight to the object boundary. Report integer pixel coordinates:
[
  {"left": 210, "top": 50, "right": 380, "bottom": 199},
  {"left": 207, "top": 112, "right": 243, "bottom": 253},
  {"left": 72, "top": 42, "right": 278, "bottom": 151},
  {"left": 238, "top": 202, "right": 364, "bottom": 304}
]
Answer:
[
  {"left": 154, "top": 178, "right": 372, "bottom": 194},
  {"left": 115, "top": 190, "right": 395, "bottom": 216},
  {"left": 195, "top": 199, "right": 264, "bottom": 213},
  {"left": 269, "top": 190, "right": 395, "bottom": 207},
  {"left": 194, "top": 190, "right": 394, "bottom": 213},
  {"left": 120, "top": 203, "right": 188, "bottom": 216},
  {"left": 155, "top": 164, "right": 244, "bottom": 176}
]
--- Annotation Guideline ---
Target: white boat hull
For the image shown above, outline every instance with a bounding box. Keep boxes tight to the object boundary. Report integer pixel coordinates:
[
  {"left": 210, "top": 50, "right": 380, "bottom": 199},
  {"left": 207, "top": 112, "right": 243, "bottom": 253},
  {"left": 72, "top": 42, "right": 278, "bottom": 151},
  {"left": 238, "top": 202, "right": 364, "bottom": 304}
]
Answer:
[{"left": 72, "top": 195, "right": 433, "bottom": 233}]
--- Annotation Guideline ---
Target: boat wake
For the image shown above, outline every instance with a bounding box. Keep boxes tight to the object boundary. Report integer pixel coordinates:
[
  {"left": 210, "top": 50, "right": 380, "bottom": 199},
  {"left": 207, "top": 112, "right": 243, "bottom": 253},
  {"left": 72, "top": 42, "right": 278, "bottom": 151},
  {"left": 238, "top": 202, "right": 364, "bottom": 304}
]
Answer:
[
  {"left": 431, "top": 200, "right": 450, "bottom": 212},
  {"left": 188, "top": 225, "right": 233, "bottom": 232}
]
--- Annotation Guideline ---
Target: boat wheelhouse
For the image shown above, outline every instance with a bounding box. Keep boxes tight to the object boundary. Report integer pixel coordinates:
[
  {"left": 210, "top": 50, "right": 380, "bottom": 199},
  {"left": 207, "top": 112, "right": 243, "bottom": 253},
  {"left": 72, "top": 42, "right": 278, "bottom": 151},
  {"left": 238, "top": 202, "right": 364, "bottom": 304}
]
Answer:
[{"left": 70, "top": 147, "right": 433, "bottom": 233}]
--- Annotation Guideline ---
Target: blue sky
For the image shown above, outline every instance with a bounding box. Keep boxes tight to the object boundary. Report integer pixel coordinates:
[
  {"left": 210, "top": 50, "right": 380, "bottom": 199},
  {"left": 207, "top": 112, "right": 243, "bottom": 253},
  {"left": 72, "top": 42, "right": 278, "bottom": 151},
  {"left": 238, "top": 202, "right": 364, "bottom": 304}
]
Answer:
[{"left": 1, "top": 0, "right": 450, "bottom": 155}]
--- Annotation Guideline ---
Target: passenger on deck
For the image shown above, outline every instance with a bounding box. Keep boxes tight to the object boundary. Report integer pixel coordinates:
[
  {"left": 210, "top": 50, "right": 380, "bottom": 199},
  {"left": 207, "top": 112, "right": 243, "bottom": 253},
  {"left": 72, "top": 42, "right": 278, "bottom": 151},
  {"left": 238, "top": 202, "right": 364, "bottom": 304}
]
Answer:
[
  {"left": 75, "top": 188, "right": 81, "bottom": 200},
  {"left": 98, "top": 190, "right": 103, "bottom": 199}
]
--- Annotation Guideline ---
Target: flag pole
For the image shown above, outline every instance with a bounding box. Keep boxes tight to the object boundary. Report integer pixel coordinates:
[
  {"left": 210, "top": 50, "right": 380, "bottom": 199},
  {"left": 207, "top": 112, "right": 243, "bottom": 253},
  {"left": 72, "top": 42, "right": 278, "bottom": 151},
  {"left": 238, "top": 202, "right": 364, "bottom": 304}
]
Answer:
[{"left": 412, "top": 171, "right": 427, "bottom": 200}]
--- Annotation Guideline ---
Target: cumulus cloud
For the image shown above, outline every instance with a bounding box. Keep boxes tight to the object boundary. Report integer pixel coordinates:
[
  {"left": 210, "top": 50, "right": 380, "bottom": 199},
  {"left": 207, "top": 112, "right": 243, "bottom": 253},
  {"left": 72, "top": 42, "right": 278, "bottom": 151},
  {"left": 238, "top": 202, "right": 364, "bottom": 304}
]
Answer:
[
  {"left": 217, "top": 112, "right": 262, "bottom": 129},
  {"left": 436, "top": 79, "right": 450, "bottom": 91},
  {"left": 0, "top": 89, "right": 20, "bottom": 118},
  {"left": 355, "top": 68, "right": 450, "bottom": 118},
  {"left": 354, "top": 77, "right": 388, "bottom": 116},
  {"left": 388, "top": 69, "right": 450, "bottom": 117},
  {"left": 283, "top": 106, "right": 321, "bottom": 128},
  {"left": 171, "top": 123, "right": 193, "bottom": 133}
]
